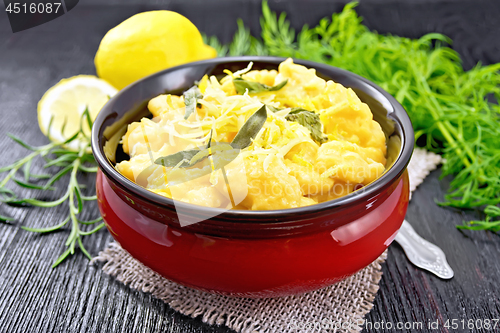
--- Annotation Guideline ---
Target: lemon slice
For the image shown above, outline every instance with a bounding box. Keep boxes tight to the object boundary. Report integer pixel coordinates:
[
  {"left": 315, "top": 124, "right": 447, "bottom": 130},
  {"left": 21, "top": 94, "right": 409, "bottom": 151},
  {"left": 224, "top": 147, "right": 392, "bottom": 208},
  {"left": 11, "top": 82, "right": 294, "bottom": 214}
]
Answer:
[{"left": 37, "top": 75, "right": 117, "bottom": 150}]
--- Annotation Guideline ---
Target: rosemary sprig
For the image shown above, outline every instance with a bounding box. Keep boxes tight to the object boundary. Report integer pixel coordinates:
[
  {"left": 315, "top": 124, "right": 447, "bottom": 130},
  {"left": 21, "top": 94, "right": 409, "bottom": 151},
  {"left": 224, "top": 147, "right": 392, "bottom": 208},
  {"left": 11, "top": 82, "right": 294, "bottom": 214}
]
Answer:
[
  {"left": 0, "top": 108, "right": 104, "bottom": 267},
  {"left": 205, "top": 1, "right": 500, "bottom": 231}
]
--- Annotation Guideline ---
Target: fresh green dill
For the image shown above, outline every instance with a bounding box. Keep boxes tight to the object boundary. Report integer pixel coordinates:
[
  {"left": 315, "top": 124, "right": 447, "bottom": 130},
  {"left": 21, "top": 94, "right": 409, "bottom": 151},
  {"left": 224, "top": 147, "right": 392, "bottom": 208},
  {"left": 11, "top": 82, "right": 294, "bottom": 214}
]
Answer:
[
  {"left": 457, "top": 205, "right": 500, "bottom": 232},
  {"left": 203, "top": 19, "right": 269, "bottom": 57},
  {"left": 202, "top": 33, "right": 229, "bottom": 57},
  {"left": 0, "top": 109, "right": 104, "bottom": 267},
  {"left": 205, "top": 1, "right": 500, "bottom": 231}
]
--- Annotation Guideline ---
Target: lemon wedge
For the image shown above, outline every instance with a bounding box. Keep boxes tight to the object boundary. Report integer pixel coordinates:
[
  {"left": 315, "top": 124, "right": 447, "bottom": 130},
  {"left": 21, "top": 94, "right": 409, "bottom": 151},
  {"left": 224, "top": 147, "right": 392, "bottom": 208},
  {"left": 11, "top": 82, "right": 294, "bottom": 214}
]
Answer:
[{"left": 37, "top": 75, "right": 117, "bottom": 150}]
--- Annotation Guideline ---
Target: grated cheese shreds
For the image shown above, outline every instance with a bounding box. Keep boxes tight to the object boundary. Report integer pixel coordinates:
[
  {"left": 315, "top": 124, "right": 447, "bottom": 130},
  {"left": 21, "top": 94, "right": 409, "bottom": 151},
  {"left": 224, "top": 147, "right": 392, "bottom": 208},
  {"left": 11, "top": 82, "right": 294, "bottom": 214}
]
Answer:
[{"left": 115, "top": 58, "right": 388, "bottom": 210}]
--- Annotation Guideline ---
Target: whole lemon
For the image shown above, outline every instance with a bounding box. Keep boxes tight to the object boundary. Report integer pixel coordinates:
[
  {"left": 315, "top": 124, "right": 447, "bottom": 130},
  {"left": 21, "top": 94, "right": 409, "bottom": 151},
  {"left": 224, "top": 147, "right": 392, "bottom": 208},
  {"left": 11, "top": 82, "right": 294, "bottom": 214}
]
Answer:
[{"left": 95, "top": 11, "right": 217, "bottom": 90}]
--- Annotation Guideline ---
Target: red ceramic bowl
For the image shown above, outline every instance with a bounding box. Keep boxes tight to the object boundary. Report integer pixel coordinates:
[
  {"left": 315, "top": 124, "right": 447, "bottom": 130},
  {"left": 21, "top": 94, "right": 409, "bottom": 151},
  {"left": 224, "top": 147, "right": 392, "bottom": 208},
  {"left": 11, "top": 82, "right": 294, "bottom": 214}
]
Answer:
[{"left": 91, "top": 57, "right": 413, "bottom": 298}]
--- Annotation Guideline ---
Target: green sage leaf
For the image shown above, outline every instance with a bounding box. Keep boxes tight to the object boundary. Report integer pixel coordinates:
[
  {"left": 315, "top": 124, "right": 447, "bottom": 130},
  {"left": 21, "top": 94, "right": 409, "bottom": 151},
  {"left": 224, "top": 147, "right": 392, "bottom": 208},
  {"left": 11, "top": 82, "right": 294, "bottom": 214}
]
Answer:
[
  {"left": 206, "top": 129, "right": 213, "bottom": 149},
  {"left": 265, "top": 105, "right": 281, "bottom": 113},
  {"left": 231, "top": 105, "right": 267, "bottom": 149},
  {"left": 154, "top": 148, "right": 203, "bottom": 168},
  {"left": 189, "top": 142, "right": 234, "bottom": 166},
  {"left": 183, "top": 86, "right": 203, "bottom": 120},
  {"left": 167, "top": 147, "right": 240, "bottom": 185},
  {"left": 233, "top": 78, "right": 288, "bottom": 94},
  {"left": 268, "top": 105, "right": 328, "bottom": 144},
  {"left": 285, "top": 109, "right": 328, "bottom": 144}
]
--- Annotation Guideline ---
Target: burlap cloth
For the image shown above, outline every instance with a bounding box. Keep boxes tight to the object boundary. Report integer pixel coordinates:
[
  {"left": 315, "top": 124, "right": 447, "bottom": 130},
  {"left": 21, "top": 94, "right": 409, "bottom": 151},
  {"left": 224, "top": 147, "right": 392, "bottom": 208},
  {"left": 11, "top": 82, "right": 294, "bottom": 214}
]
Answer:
[{"left": 92, "top": 148, "right": 442, "bottom": 333}]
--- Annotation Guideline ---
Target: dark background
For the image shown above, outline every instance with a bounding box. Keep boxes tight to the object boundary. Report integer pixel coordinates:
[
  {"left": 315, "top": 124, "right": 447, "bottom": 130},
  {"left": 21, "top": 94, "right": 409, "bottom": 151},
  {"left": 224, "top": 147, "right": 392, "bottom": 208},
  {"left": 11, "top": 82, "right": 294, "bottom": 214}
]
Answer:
[{"left": 0, "top": 0, "right": 499, "bottom": 332}]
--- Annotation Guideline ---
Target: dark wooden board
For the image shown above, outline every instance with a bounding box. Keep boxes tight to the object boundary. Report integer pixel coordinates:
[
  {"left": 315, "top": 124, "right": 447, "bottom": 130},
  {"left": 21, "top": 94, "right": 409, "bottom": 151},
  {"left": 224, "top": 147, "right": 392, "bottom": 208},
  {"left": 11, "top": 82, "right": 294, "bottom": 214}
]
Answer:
[{"left": 0, "top": 1, "right": 499, "bottom": 332}]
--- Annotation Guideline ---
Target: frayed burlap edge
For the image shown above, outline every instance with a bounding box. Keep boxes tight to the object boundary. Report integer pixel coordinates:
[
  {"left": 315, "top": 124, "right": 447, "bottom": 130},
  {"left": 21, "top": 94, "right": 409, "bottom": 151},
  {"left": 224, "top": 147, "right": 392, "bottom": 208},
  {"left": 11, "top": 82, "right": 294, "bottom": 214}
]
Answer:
[{"left": 93, "top": 246, "right": 387, "bottom": 333}]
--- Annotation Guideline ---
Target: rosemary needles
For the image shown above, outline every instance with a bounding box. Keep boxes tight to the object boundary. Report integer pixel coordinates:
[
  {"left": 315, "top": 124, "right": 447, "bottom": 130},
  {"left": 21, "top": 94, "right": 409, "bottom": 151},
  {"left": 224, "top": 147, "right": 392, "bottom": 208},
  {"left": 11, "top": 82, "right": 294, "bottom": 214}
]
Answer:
[{"left": 0, "top": 109, "right": 103, "bottom": 267}]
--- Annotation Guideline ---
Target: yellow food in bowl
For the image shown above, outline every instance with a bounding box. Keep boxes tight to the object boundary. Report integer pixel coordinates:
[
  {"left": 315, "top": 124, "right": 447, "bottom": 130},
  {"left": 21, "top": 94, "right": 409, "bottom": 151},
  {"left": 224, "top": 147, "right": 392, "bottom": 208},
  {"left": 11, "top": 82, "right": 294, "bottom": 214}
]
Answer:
[{"left": 115, "top": 59, "right": 387, "bottom": 210}]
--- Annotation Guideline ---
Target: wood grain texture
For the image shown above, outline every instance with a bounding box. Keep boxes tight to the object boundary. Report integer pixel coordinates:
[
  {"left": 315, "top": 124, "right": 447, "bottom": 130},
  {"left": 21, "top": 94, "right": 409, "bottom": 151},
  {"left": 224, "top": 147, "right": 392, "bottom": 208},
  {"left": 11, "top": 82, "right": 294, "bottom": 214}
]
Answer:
[{"left": 0, "top": 1, "right": 499, "bottom": 332}]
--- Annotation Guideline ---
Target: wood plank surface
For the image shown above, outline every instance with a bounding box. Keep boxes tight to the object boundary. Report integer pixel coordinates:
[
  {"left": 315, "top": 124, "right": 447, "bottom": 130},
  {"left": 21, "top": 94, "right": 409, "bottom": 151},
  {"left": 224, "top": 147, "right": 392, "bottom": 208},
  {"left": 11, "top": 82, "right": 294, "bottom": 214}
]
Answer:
[{"left": 0, "top": 1, "right": 499, "bottom": 332}]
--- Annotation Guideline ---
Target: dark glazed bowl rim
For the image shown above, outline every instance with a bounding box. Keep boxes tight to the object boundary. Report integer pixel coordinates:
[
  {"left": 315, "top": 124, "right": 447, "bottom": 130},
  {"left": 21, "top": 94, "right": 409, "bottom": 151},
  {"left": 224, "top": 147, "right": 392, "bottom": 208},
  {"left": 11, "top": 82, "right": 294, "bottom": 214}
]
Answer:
[{"left": 91, "top": 56, "right": 414, "bottom": 221}]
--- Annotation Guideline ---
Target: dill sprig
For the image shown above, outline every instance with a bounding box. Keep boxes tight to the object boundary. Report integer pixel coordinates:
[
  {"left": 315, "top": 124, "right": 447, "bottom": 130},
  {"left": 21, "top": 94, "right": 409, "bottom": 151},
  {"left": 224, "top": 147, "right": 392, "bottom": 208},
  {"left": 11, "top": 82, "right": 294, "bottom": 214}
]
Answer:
[
  {"left": 205, "top": 1, "right": 500, "bottom": 231},
  {"left": 0, "top": 109, "right": 104, "bottom": 267},
  {"left": 458, "top": 206, "right": 500, "bottom": 232}
]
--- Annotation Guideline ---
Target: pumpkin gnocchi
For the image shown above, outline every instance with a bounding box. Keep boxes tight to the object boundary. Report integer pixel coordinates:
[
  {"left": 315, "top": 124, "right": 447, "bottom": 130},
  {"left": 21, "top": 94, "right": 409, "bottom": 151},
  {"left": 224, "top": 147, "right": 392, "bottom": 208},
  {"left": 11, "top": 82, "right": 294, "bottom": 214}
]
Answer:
[{"left": 116, "top": 59, "right": 386, "bottom": 210}]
